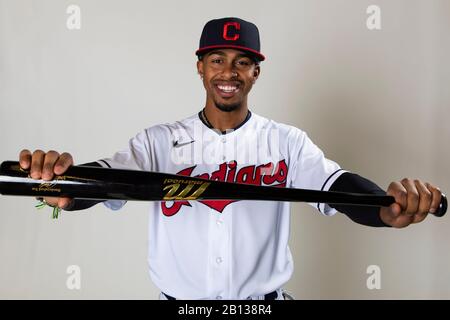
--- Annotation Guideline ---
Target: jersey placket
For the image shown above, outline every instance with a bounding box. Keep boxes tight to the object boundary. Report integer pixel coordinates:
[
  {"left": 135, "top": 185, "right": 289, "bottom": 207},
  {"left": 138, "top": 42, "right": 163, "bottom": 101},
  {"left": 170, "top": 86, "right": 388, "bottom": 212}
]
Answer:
[
  {"left": 208, "top": 208, "right": 231, "bottom": 299},
  {"left": 207, "top": 134, "right": 231, "bottom": 299}
]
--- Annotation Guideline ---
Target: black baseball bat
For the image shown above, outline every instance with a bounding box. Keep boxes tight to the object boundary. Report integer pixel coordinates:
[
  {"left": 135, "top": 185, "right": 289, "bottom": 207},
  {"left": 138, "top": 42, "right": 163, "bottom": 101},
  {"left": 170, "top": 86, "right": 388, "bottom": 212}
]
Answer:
[{"left": 0, "top": 161, "right": 446, "bottom": 217}]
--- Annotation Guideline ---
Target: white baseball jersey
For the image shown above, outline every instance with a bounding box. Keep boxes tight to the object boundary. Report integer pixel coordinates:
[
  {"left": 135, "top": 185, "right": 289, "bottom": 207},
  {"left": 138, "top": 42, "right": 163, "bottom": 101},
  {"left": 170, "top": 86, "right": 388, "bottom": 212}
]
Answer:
[{"left": 96, "top": 111, "right": 346, "bottom": 299}]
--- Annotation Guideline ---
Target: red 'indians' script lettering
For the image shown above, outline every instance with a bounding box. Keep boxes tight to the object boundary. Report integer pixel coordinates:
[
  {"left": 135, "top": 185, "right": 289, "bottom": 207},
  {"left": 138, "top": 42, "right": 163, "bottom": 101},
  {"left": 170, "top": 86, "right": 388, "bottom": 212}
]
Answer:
[{"left": 161, "top": 160, "right": 288, "bottom": 216}]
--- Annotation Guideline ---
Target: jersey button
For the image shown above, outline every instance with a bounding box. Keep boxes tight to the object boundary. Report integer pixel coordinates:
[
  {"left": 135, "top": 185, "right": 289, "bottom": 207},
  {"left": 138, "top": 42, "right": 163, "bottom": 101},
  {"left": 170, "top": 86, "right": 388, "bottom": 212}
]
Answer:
[
  {"left": 216, "top": 296, "right": 223, "bottom": 300},
  {"left": 221, "top": 137, "right": 226, "bottom": 143},
  {"left": 216, "top": 257, "right": 223, "bottom": 264},
  {"left": 216, "top": 219, "right": 223, "bottom": 226}
]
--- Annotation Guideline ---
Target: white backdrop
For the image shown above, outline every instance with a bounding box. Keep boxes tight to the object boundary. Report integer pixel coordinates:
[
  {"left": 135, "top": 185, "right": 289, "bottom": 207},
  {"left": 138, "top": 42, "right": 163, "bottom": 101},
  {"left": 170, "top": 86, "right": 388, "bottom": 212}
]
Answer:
[{"left": 0, "top": 0, "right": 449, "bottom": 299}]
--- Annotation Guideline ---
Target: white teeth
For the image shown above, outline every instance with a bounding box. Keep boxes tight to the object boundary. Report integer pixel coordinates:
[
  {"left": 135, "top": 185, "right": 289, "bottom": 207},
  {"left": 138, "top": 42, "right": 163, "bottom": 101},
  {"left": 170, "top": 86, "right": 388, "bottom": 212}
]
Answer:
[{"left": 217, "top": 85, "right": 238, "bottom": 93}]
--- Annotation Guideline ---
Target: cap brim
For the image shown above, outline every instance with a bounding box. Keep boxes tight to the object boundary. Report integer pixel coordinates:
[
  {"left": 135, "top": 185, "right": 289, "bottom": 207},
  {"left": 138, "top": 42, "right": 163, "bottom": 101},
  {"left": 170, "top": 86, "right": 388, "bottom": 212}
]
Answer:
[{"left": 196, "top": 45, "right": 265, "bottom": 61}]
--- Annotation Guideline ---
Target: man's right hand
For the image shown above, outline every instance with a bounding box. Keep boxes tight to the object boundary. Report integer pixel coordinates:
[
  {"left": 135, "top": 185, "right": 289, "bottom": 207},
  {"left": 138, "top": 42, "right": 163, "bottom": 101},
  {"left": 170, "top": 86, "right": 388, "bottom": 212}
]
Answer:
[{"left": 19, "top": 149, "right": 74, "bottom": 209}]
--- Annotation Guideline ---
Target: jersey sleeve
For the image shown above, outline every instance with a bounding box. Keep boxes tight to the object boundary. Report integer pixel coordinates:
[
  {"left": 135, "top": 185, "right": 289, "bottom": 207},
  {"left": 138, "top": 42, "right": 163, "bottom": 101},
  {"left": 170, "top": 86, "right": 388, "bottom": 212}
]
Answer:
[
  {"left": 95, "top": 130, "right": 152, "bottom": 211},
  {"left": 288, "top": 129, "right": 347, "bottom": 216}
]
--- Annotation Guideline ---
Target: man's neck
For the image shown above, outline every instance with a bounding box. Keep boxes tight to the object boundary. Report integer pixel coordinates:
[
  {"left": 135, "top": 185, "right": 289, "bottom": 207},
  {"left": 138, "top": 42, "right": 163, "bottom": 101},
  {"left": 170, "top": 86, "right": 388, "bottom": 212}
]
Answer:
[{"left": 203, "top": 104, "right": 249, "bottom": 132}]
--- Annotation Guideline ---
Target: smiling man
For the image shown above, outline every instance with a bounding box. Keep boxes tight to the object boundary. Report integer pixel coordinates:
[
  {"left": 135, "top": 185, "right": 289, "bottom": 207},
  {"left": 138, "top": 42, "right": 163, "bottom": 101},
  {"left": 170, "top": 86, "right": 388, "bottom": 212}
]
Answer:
[
  {"left": 19, "top": 17, "right": 443, "bottom": 300},
  {"left": 195, "top": 18, "right": 263, "bottom": 132}
]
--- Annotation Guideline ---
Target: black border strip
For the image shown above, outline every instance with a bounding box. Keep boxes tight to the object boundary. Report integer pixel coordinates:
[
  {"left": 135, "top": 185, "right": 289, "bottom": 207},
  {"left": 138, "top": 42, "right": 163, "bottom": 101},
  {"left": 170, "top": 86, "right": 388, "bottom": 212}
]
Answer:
[
  {"left": 316, "top": 169, "right": 345, "bottom": 213},
  {"left": 99, "top": 160, "right": 111, "bottom": 168}
]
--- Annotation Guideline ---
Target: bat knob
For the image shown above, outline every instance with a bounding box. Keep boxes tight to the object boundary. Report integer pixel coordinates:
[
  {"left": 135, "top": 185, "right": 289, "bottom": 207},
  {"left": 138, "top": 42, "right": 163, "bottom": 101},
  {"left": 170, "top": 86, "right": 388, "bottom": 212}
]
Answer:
[{"left": 433, "top": 194, "right": 447, "bottom": 217}]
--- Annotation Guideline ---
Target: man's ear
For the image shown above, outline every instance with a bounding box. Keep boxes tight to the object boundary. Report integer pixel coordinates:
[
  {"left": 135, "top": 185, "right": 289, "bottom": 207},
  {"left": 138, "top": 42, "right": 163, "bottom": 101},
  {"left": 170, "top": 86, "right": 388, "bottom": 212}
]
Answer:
[
  {"left": 197, "top": 60, "right": 204, "bottom": 78},
  {"left": 252, "top": 65, "right": 260, "bottom": 83}
]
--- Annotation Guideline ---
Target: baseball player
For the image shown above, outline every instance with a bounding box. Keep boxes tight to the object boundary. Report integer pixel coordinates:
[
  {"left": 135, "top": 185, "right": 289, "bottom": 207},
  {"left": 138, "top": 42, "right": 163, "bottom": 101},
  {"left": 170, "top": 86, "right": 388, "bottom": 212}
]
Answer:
[{"left": 18, "top": 17, "right": 442, "bottom": 300}]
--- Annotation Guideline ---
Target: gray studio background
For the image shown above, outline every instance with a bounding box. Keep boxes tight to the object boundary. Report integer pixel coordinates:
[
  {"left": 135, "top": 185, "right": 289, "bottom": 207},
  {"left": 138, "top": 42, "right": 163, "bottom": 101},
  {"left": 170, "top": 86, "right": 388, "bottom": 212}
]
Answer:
[{"left": 1, "top": 0, "right": 449, "bottom": 299}]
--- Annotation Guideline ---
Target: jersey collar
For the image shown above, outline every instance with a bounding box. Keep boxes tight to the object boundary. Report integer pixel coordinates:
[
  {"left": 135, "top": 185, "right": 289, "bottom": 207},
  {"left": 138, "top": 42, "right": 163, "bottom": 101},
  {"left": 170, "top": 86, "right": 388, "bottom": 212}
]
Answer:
[{"left": 198, "top": 108, "right": 252, "bottom": 135}]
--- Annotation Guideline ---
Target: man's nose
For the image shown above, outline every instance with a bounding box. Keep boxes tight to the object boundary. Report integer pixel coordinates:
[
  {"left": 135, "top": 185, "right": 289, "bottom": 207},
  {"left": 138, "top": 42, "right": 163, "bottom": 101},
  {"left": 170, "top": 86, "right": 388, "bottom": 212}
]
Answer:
[{"left": 221, "top": 63, "right": 238, "bottom": 78}]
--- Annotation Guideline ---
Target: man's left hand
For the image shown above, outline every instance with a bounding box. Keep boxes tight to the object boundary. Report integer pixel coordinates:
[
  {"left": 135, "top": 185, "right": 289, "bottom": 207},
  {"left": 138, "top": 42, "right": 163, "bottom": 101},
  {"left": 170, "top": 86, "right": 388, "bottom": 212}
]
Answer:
[{"left": 380, "top": 178, "right": 442, "bottom": 228}]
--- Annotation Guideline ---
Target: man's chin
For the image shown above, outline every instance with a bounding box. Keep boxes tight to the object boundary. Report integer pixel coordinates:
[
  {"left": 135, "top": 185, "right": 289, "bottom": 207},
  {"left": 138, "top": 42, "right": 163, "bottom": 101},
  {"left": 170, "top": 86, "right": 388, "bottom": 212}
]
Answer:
[{"left": 214, "top": 101, "right": 241, "bottom": 112}]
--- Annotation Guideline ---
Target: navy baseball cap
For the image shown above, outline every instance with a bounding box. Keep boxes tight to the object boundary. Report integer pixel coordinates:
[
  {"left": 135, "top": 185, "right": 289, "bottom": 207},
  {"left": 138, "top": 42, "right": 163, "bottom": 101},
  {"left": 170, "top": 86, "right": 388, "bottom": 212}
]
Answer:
[{"left": 196, "top": 17, "right": 265, "bottom": 62}]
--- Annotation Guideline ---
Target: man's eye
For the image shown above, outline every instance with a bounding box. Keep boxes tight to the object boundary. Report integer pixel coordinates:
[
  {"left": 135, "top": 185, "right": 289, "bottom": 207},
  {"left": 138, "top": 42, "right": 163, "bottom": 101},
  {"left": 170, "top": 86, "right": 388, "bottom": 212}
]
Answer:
[
  {"left": 211, "top": 59, "right": 222, "bottom": 63},
  {"left": 237, "top": 60, "right": 250, "bottom": 66}
]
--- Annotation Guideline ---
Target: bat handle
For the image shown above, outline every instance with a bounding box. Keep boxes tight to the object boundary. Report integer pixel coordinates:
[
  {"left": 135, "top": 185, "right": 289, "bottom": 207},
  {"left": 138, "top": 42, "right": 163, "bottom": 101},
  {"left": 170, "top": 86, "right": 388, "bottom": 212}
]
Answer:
[{"left": 433, "top": 193, "right": 447, "bottom": 217}]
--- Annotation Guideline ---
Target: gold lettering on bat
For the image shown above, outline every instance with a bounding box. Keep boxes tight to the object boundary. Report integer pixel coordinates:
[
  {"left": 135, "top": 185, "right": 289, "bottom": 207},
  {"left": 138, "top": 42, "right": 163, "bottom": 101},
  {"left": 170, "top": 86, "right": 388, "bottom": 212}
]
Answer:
[
  {"left": 55, "top": 175, "right": 98, "bottom": 182},
  {"left": 32, "top": 182, "right": 61, "bottom": 193},
  {"left": 39, "top": 182, "right": 57, "bottom": 189},
  {"left": 163, "top": 178, "right": 205, "bottom": 185},
  {"left": 187, "top": 182, "right": 210, "bottom": 200},
  {"left": 163, "top": 182, "right": 210, "bottom": 200},
  {"left": 163, "top": 183, "right": 180, "bottom": 200}
]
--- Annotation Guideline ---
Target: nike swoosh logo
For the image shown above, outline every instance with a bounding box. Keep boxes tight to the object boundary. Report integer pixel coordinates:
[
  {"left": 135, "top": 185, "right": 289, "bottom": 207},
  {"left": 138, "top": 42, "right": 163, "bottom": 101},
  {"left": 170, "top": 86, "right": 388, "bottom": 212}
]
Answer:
[{"left": 173, "top": 140, "right": 195, "bottom": 147}]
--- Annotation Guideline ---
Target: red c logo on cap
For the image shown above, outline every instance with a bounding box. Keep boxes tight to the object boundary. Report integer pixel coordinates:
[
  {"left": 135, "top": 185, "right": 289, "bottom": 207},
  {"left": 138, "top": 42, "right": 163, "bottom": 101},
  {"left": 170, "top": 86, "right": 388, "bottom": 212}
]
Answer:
[{"left": 223, "top": 22, "right": 240, "bottom": 41}]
